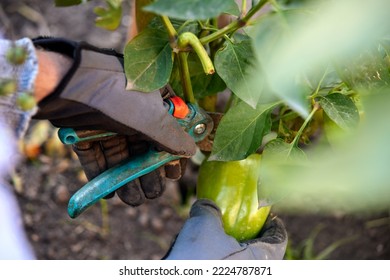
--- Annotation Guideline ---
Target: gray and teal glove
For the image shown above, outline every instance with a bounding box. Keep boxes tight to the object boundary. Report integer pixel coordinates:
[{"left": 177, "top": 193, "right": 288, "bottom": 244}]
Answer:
[
  {"left": 32, "top": 37, "right": 196, "bottom": 206},
  {"left": 164, "top": 199, "right": 287, "bottom": 260}
]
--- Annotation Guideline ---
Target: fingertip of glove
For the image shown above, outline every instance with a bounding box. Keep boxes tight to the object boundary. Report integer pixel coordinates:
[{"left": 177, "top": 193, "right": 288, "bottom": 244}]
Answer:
[
  {"left": 256, "top": 216, "right": 288, "bottom": 245},
  {"left": 161, "top": 134, "right": 196, "bottom": 158}
]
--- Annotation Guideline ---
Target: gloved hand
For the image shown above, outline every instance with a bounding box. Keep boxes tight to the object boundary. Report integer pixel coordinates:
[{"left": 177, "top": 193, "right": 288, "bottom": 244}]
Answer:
[
  {"left": 32, "top": 37, "right": 196, "bottom": 206},
  {"left": 164, "top": 199, "right": 287, "bottom": 260}
]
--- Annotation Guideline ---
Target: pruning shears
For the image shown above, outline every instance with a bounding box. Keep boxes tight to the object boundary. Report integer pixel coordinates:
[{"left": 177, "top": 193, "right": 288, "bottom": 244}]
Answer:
[{"left": 58, "top": 96, "right": 215, "bottom": 218}]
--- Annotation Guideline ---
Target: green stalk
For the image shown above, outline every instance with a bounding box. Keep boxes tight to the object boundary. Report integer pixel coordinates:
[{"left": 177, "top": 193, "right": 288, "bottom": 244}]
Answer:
[
  {"left": 199, "top": 95, "right": 217, "bottom": 112},
  {"left": 176, "top": 52, "right": 195, "bottom": 103},
  {"left": 310, "top": 65, "right": 330, "bottom": 99},
  {"left": 99, "top": 199, "right": 110, "bottom": 237},
  {"left": 291, "top": 103, "right": 320, "bottom": 147},
  {"left": 241, "top": 0, "right": 248, "bottom": 17},
  {"left": 200, "top": 0, "right": 269, "bottom": 45},
  {"left": 177, "top": 32, "right": 214, "bottom": 75},
  {"left": 176, "top": 32, "right": 215, "bottom": 103},
  {"left": 161, "top": 15, "right": 177, "bottom": 44}
]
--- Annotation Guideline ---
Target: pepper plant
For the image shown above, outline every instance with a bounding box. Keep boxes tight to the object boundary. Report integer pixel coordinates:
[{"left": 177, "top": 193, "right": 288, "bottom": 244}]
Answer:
[{"left": 53, "top": 0, "right": 390, "bottom": 232}]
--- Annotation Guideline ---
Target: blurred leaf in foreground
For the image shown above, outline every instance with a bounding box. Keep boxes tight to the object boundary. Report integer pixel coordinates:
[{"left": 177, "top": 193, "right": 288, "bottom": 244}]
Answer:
[
  {"left": 248, "top": 0, "right": 390, "bottom": 117},
  {"left": 260, "top": 89, "right": 390, "bottom": 214}
]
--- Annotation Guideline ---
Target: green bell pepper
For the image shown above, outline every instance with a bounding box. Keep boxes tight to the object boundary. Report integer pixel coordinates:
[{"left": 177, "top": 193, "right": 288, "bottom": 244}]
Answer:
[{"left": 197, "top": 153, "right": 271, "bottom": 242}]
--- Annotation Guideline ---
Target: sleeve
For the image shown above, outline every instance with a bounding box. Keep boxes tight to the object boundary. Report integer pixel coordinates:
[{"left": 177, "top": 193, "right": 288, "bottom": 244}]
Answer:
[
  {"left": 0, "top": 122, "right": 36, "bottom": 259},
  {"left": 0, "top": 38, "right": 38, "bottom": 259},
  {"left": 0, "top": 37, "right": 38, "bottom": 139},
  {"left": 0, "top": 179, "right": 36, "bottom": 259}
]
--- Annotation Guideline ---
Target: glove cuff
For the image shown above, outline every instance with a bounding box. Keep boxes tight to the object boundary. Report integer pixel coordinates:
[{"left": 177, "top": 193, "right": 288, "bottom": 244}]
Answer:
[{"left": 32, "top": 37, "right": 123, "bottom": 107}]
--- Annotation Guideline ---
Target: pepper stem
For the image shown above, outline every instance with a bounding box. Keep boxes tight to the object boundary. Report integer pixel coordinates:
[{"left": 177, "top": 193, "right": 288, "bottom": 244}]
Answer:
[
  {"left": 176, "top": 52, "right": 195, "bottom": 103},
  {"left": 177, "top": 32, "right": 215, "bottom": 75},
  {"left": 161, "top": 15, "right": 177, "bottom": 44}
]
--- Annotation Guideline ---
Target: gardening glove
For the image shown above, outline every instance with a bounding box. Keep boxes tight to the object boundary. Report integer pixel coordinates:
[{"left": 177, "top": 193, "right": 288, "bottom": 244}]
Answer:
[
  {"left": 32, "top": 37, "right": 196, "bottom": 206},
  {"left": 164, "top": 199, "right": 287, "bottom": 260}
]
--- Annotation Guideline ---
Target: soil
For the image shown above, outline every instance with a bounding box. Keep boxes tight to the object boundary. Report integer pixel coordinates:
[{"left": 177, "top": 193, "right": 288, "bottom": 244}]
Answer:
[{"left": 1, "top": 0, "right": 389, "bottom": 260}]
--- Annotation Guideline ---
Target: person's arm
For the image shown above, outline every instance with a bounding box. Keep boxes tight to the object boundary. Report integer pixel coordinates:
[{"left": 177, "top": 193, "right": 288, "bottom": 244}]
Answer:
[
  {"left": 1, "top": 38, "right": 37, "bottom": 138},
  {"left": 0, "top": 38, "right": 38, "bottom": 259},
  {"left": 34, "top": 49, "right": 72, "bottom": 102}
]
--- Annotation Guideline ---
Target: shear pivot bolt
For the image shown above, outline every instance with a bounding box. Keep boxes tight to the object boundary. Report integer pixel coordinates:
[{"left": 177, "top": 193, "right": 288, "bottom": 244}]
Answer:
[{"left": 194, "top": 123, "right": 206, "bottom": 135}]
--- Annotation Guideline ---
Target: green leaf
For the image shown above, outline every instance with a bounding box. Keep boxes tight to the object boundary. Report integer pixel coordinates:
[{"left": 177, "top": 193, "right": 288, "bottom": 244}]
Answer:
[
  {"left": 148, "top": 17, "right": 201, "bottom": 35},
  {"left": 223, "top": 1, "right": 240, "bottom": 17},
  {"left": 124, "top": 28, "right": 173, "bottom": 92},
  {"left": 209, "top": 101, "right": 279, "bottom": 161},
  {"left": 335, "top": 46, "right": 390, "bottom": 91},
  {"left": 144, "top": 0, "right": 237, "bottom": 20},
  {"left": 258, "top": 138, "right": 306, "bottom": 206},
  {"left": 263, "top": 138, "right": 306, "bottom": 161},
  {"left": 170, "top": 53, "right": 226, "bottom": 99},
  {"left": 54, "top": 0, "right": 87, "bottom": 7},
  {"left": 215, "top": 39, "right": 260, "bottom": 108},
  {"left": 259, "top": 89, "right": 390, "bottom": 214},
  {"left": 249, "top": 0, "right": 390, "bottom": 117},
  {"left": 94, "top": 0, "right": 122, "bottom": 31},
  {"left": 317, "top": 93, "right": 360, "bottom": 131},
  {"left": 195, "top": 73, "right": 226, "bottom": 99}
]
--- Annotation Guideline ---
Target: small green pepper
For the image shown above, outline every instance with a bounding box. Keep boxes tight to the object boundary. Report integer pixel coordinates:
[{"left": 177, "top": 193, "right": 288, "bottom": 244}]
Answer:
[
  {"left": 6, "top": 46, "right": 28, "bottom": 65},
  {"left": 0, "top": 79, "right": 17, "bottom": 96},
  {"left": 16, "top": 92, "right": 36, "bottom": 111},
  {"left": 197, "top": 153, "right": 271, "bottom": 242}
]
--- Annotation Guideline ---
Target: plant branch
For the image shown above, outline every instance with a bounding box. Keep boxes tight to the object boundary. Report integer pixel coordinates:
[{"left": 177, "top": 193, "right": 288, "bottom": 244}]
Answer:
[
  {"left": 99, "top": 199, "right": 110, "bottom": 237},
  {"left": 176, "top": 32, "right": 215, "bottom": 103},
  {"left": 177, "top": 32, "right": 214, "bottom": 75},
  {"left": 199, "top": 0, "right": 268, "bottom": 45},
  {"left": 311, "top": 65, "right": 330, "bottom": 98},
  {"left": 291, "top": 103, "right": 320, "bottom": 148},
  {"left": 176, "top": 52, "right": 195, "bottom": 103},
  {"left": 161, "top": 15, "right": 177, "bottom": 44},
  {"left": 241, "top": 0, "right": 248, "bottom": 17}
]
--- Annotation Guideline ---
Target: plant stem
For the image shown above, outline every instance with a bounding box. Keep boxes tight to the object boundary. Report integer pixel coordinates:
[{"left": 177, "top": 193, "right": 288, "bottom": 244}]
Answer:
[
  {"left": 244, "top": 0, "right": 268, "bottom": 23},
  {"left": 241, "top": 0, "right": 248, "bottom": 17},
  {"left": 177, "top": 32, "right": 214, "bottom": 74},
  {"left": 161, "top": 15, "right": 177, "bottom": 44},
  {"left": 199, "top": 0, "right": 268, "bottom": 45},
  {"left": 199, "top": 95, "right": 217, "bottom": 112},
  {"left": 176, "top": 32, "right": 216, "bottom": 103},
  {"left": 159, "top": 16, "right": 195, "bottom": 102},
  {"left": 291, "top": 103, "right": 320, "bottom": 147},
  {"left": 99, "top": 199, "right": 110, "bottom": 237},
  {"left": 176, "top": 52, "right": 195, "bottom": 103},
  {"left": 269, "top": 0, "right": 282, "bottom": 13},
  {"left": 310, "top": 65, "right": 330, "bottom": 99},
  {"left": 199, "top": 20, "right": 236, "bottom": 45}
]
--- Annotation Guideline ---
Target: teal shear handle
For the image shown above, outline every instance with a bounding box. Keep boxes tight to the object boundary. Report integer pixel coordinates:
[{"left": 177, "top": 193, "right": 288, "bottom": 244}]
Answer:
[
  {"left": 58, "top": 98, "right": 213, "bottom": 218},
  {"left": 58, "top": 128, "right": 116, "bottom": 145},
  {"left": 68, "top": 149, "right": 180, "bottom": 218}
]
